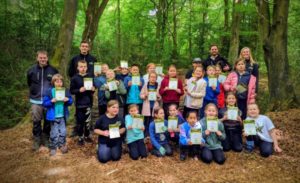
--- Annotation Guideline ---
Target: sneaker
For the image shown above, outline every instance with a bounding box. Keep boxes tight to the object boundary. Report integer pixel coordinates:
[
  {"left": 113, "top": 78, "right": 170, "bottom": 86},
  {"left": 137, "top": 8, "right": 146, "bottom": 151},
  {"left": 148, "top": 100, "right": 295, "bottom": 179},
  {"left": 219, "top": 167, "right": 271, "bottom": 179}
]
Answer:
[
  {"left": 60, "top": 145, "right": 68, "bottom": 154},
  {"left": 32, "top": 137, "right": 41, "bottom": 151},
  {"left": 78, "top": 137, "right": 84, "bottom": 146},
  {"left": 180, "top": 153, "right": 186, "bottom": 161},
  {"left": 85, "top": 136, "right": 93, "bottom": 143},
  {"left": 50, "top": 149, "right": 56, "bottom": 156},
  {"left": 41, "top": 134, "right": 50, "bottom": 148}
]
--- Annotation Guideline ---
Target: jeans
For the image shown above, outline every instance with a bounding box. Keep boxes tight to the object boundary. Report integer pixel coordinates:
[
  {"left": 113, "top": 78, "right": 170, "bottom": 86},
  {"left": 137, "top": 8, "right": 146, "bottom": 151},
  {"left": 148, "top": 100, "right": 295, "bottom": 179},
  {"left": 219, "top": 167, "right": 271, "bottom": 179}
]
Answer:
[
  {"left": 246, "top": 135, "right": 273, "bottom": 157},
  {"left": 76, "top": 107, "right": 91, "bottom": 137},
  {"left": 31, "top": 104, "right": 50, "bottom": 137},
  {"left": 97, "top": 141, "right": 122, "bottom": 163},
  {"left": 50, "top": 118, "right": 66, "bottom": 149},
  {"left": 151, "top": 143, "right": 173, "bottom": 157},
  {"left": 222, "top": 125, "right": 243, "bottom": 152},
  {"left": 128, "top": 139, "right": 148, "bottom": 160},
  {"left": 201, "top": 147, "right": 226, "bottom": 165}
]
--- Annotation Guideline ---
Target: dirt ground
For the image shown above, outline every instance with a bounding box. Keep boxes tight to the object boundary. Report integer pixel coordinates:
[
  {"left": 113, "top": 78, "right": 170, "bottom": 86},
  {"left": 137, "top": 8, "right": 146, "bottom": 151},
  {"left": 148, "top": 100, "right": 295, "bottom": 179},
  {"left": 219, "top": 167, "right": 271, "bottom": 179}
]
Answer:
[{"left": 0, "top": 108, "right": 299, "bottom": 183}]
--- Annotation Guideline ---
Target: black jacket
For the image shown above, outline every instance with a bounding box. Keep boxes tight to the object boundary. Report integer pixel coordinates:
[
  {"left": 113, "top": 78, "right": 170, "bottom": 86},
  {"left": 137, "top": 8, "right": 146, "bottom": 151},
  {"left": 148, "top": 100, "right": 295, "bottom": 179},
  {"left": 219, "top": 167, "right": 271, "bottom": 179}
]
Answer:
[
  {"left": 203, "top": 55, "right": 232, "bottom": 72},
  {"left": 68, "top": 53, "right": 97, "bottom": 78},
  {"left": 70, "top": 73, "right": 94, "bottom": 108},
  {"left": 27, "top": 64, "right": 58, "bottom": 101}
]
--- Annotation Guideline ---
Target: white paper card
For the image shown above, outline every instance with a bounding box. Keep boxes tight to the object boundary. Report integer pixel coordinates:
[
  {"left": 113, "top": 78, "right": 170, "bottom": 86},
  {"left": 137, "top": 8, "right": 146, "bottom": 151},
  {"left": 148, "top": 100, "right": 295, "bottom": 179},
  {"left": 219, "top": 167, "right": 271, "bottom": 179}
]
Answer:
[
  {"left": 155, "top": 120, "right": 165, "bottom": 133},
  {"left": 108, "top": 80, "right": 118, "bottom": 91},
  {"left": 191, "top": 129, "right": 202, "bottom": 145},
  {"left": 244, "top": 120, "right": 257, "bottom": 135},
  {"left": 188, "top": 81, "right": 196, "bottom": 92},
  {"left": 168, "top": 78, "right": 178, "bottom": 90},
  {"left": 94, "top": 63, "right": 102, "bottom": 74},
  {"left": 207, "top": 118, "right": 219, "bottom": 132},
  {"left": 84, "top": 78, "right": 93, "bottom": 90},
  {"left": 218, "top": 74, "right": 227, "bottom": 84},
  {"left": 55, "top": 88, "right": 65, "bottom": 101},
  {"left": 155, "top": 65, "right": 163, "bottom": 75},
  {"left": 168, "top": 117, "right": 178, "bottom": 130},
  {"left": 132, "top": 115, "right": 144, "bottom": 129},
  {"left": 132, "top": 75, "right": 140, "bottom": 85},
  {"left": 208, "top": 77, "right": 217, "bottom": 87},
  {"left": 109, "top": 124, "right": 120, "bottom": 139},
  {"left": 120, "top": 61, "right": 128, "bottom": 68},
  {"left": 227, "top": 107, "right": 238, "bottom": 120},
  {"left": 148, "top": 89, "right": 157, "bottom": 101}
]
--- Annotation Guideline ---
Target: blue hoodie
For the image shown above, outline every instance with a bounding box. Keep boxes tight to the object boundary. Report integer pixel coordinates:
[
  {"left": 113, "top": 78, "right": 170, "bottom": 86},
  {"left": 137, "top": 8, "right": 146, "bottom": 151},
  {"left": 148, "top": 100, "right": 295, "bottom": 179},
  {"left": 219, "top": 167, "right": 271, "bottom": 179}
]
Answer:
[
  {"left": 94, "top": 74, "right": 107, "bottom": 106},
  {"left": 149, "top": 120, "right": 169, "bottom": 150},
  {"left": 179, "top": 121, "right": 205, "bottom": 145},
  {"left": 204, "top": 76, "right": 220, "bottom": 103},
  {"left": 124, "top": 74, "right": 144, "bottom": 104}
]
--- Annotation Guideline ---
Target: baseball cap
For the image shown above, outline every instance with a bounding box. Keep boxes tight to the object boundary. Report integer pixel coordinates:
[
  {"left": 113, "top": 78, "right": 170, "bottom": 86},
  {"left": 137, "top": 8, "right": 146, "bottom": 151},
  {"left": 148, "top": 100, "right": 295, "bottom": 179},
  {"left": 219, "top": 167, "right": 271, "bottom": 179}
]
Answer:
[{"left": 192, "top": 58, "right": 202, "bottom": 63}]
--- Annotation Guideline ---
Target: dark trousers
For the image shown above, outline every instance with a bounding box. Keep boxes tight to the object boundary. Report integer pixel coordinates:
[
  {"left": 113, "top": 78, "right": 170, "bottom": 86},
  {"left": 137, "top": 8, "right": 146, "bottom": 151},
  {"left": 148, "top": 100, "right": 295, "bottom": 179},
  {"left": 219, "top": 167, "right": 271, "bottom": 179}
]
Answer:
[
  {"left": 180, "top": 145, "right": 201, "bottom": 157},
  {"left": 76, "top": 107, "right": 91, "bottom": 137},
  {"left": 144, "top": 107, "right": 154, "bottom": 137},
  {"left": 128, "top": 139, "right": 148, "bottom": 160},
  {"left": 222, "top": 125, "right": 243, "bottom": 152},
  {"left": 237, "top": 98, "right": 247, "bottom": 120},
  {"left": 97, "top": 141, "right": 122, "bottom": 163},
  {"left": 246, "top": 135, "right": 274, "bottom": 157},
  {"left": 201, "top": 147, "right": 226, "bottom": 165},
  {"left": 183, "top": 106, "right": 199, "bottom": 120},
  {"left": 31, "top": 104, "right": 50, "bottom": 137},
  {"left": 151, "top": 143, "right": 173, "bottom": 157},
  {"left": 163, "top": 102, "right": 179, "bottom": 120}
]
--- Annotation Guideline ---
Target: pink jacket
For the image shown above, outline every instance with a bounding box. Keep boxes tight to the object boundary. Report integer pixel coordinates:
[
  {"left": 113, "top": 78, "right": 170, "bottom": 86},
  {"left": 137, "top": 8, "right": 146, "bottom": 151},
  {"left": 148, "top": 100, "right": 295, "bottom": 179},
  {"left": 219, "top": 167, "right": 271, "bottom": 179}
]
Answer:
[
  {"left": 223, "top": 71, "right": 256, "bottom": 104},
  {"left": 140, "top": 83, "right": 161, "bottom": 116}
]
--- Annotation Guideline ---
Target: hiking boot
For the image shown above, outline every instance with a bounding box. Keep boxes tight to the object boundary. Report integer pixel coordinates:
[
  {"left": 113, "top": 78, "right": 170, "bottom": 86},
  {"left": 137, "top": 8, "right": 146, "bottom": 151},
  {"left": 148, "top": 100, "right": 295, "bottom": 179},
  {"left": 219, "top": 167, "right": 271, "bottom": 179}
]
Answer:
[
  {"left": 85, "top": 136, "right": 93, "bottom": 143},
  {"left": 180, "top": 153, "right": 186, "bottom": 161},
  {"left": 50, "top": 149, "right": 56, "bottom": 156},
  {"left": 32, "top": 136, "right": 41, "bottom": 151},
  {"left": 78, "top": 137, "right": 84, "bottom": 146},
  {"left": 60, "top": 145, "right": 68, "bottom": 154},
  {"left": 42, "top": 134, "right": 50, "bottom": 148}
]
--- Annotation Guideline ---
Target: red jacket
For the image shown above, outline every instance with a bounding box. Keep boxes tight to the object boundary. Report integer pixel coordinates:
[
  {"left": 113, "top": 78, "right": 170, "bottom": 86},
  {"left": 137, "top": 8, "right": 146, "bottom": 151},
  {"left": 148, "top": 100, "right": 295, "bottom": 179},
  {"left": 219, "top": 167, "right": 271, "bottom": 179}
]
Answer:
[
  {"left": 217, "top": 83, "right": 225, "bottom": 108},
  {"left": 159, "top": 76, "right": 184, "bottom": 103}
]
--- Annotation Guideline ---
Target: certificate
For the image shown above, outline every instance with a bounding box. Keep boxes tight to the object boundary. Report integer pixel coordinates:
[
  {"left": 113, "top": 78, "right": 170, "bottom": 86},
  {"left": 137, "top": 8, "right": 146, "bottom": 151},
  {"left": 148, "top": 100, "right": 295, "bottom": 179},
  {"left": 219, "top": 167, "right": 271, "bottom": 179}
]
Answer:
[
  {"left": 155, "top": 65, "right": 163, "bottom": 75},
  {"left": 191, "top": 129, "right": 202, "bottom": 145},
  {"left": 227, "top": 107, "right": 238, "bottom": 120},
  {"left": 207, "top": 118, "right": 219, "bottom": 132},
  {"left": 55, "top": 88, "right": 65, "bottom": 101},
  {"left": 244, "top": 120, "right": 256, "bottom": 135},
  {"left": 132, "top": 115, "right": 144, "bottom": 129},
  {"left": 131, "top": 75, "right": 140, "bottom": 85},
  {"left": 218, "top": 74, "right": 227, "bottom": 84},
  {"left": 109, "top": 124, "right": 120, "bottom": 139},
  {"left": 154, "top": 120, "right": 165, "bottom": 133},
  {"left": 168, "top": 78, "right": 178, "bottom": 90},
  {"left": 107, "top": 80, "right": 118, "bottom": 91},
  {"left": 120, "top": 60, "right": 128, "bottom": 68},
  {"left": 94, "top": 62, "right": 102, "bottom": 74},
  {"left": 188, "top": 81, "right": 196, "bottom": 92},
  {"left": 208, "top": 77, "right": 217, "bottom": 87},
  {"left": 84, "top": 78, "right": 93, "bottom": 90},
  {"left": 148, "top": 89, "right": 157, "bottom": 101},
  {"left": 168, "top": 116, "right": 178, "bottom": 130},
  {"left": 236, "top": 84, "right": 247, "bottom": 94}
]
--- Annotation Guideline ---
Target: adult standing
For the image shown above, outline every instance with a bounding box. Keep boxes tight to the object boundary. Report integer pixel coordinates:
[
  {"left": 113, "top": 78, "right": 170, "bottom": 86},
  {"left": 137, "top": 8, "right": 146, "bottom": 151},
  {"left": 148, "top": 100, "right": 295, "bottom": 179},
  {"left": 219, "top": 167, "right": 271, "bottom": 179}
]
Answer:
[
  {"left": 68, "top": 40, "right": 97, "bottom": 78},
  {"left": 239, "top": 47, "right": 259, "bottom": 91},
  {"left": 27, "top": 50, "right": 58, "bottom": 151},
  {"left": 203, "top": 44, "right": 231, "bottom": 72}
]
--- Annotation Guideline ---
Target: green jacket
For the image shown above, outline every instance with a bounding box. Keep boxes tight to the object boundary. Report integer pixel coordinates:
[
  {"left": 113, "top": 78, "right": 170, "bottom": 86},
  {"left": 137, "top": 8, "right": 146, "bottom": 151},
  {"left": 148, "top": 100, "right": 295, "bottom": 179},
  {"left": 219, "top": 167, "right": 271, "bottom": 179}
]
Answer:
[{"left": 200, "top": 117, "right": 226, "bottom": 150}]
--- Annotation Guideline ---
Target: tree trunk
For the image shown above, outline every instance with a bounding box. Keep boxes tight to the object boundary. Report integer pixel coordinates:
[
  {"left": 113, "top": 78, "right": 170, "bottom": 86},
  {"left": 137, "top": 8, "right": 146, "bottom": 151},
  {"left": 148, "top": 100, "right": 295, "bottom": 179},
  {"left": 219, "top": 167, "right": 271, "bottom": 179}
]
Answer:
[
  {"left": 51, "top": 0, "right": 78, "bottom": 78},
  {"left": 228, "top": 0, "right": 241, "bottom": 63},
  {"left": 171, "top": 0, "right": 178, "bottom": 62},
  {"left": 81, "top": 0, "right": 109, "bottom": 48},
  {"left": 188, "top": 0, "right": 192, "bottom": 60},
  {"left": 221, "top": 0, "right": 230, "bottom": 55},
  {"left": 256, "top": 0, "right": 296, "bottom": 110},
  {"left": 116, "top": 0, "right": 121, "bottom": 62},
  {"left": 199, "top": 0, "right": 208, "bottom": 56}
]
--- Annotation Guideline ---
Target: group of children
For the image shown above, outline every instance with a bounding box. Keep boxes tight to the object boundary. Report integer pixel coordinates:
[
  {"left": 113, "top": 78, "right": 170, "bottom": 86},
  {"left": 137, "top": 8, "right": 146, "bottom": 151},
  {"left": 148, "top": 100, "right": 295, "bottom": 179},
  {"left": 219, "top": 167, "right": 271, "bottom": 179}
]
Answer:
[{"left": 42, "top": 56, "right": 282, "bottom": 164}]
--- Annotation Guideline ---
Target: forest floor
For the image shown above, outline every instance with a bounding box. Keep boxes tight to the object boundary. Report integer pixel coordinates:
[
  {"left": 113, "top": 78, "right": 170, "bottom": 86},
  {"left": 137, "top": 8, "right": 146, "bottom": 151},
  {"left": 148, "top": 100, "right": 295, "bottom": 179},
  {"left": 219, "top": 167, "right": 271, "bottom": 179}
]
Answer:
[{"left": 0, "top": 71, "right": 299, "bottom": 183}]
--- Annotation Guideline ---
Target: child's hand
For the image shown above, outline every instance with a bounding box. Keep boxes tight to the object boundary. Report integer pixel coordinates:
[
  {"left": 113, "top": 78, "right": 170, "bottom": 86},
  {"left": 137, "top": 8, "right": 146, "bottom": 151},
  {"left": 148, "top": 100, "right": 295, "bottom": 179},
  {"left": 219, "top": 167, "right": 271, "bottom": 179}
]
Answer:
[
  {"left": 116, "top": 80, "right": 120, "bottom": 86},
  {"left": 176, "top": 89, "right": 181, "bottom": 94},
  {"left": 51, "top": 98, "right": 57, "bottom": 103},
  {"left": 274, "top": 145, "right": 283, "bottom": 153},
  {"left": 127, "top": 126, "right": 133, "bottom": 130},
  {"left": 164, "top": 87, "right": 169, "bottom": 91},
  {"left": 168, "top": 128, "right": 173, "bottom": 133},
  {"left": 237, "top": 116, "right": 242, "bottom": 124},
  {"left": 205, "top": 130, "right": 210, "bottom": 136},
  {"left": 222, "top": 115, "right": 228, "bottom": 121},
  {"left": 242, "top": 131, "right": 248, "bottom": 137},
  {"left": 63, "top": 97, "right": 69, "bottom": 102},
  {"left": 80, "top": 87, "right": 86, "bottom": 93},
  {"left": 141, "top": 126, "right": 145, "bottom": 131},
  {"left": 212, "top": 86, "right": 216, "bottom": 90},
  {"left": 91, "top": 86, "right": 96, "bottom": 91},
  {"left": 159, "top": 147, "right": 166, "bottom": 155},
  {"left": 104, "top": 84, "right": 109, "bottom": 90},
  {"left": 103, "top": 130, "right": 109, "bottom": 137},
  {"left": 128, "top": 81, "right": 132, "bottom": 86},
  {"left": 188, "top": 141, "right": 193, "bottom": 145},
  {"left": 145, "top": 91, "right": 148, "bottom": 97},
  {"left": 216, "top": 130, "right": 222, "bottom": 136}
]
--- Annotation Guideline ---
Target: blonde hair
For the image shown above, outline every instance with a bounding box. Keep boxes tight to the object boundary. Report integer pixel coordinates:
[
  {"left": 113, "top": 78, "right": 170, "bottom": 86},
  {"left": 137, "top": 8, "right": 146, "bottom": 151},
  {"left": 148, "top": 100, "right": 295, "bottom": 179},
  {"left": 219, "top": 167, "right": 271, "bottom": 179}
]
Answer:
[
  {"left": 146, "top": 63, "right": 156, "bottom": 70},
  {"left": 107, "top": 100, "right": 119, "bottom": 108},
  {"left": 205, "top": 103, "right": 218, "bottom": 116},
  {"left": 206, "top": 65, "right": 216, "bottom": 70},
  {"left": 128, "top": 104, "right": 139, "bottom": 111},
  {"left": 51, "top": 74, "right": 64, "bottom": 86},
  {"left": 239, "top": 47, "right": 256, "bottom": 65}
]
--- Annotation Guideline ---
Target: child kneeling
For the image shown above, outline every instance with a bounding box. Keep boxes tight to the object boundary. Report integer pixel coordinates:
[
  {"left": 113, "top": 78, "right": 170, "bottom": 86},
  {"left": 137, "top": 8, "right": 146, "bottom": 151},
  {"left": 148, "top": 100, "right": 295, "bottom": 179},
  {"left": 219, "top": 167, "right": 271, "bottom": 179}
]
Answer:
[{"left": 94, "top": 100, "right": 126, "bottom": 163}]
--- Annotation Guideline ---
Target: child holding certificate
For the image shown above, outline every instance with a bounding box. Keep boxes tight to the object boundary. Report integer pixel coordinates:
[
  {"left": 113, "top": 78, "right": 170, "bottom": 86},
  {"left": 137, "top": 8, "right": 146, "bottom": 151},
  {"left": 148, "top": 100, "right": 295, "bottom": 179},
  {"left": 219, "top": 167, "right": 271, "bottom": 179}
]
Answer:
[
  {"left": 215, "top": 64, "right": 226, "bottom": 109},
  {"left": 94, "top": 63, "right": 109, "bottom": 116},
  {"left": 244, "top": 104, "right": 282, "bottom": 157},
  {"left": 143, "top": 63, "right": 164, "bottom": 85},
  {"left": 149, "top": 107, "right": 173, "bottom": 157},
  {"left": 219, "top": 92, "right": 243, "bottom": 152},
  {"left": 94, "top": 100, "right": 126, "bottom": 163},
  {"left": 200, "top": 65, "right": 220, "bottom": 118},
  {"left": 140, "top": 72, "right": 161, "bottom": 137},
  {"left": 200, "top": 103, "right": 226, "bottom": 164},
  {"left": 224, "top": 58, "right": 256, "bottom": 119},
  {"left": 43, "top": 74, "right": 73, "bottom": 156},
  {"left": 124, "top": 64, "right": 144, "bottom": 113},
  {"left": 179, "top": 111, "right": 205, "bottom": 161},
  {"left": 167, "top": 104, "right": 185, "bottom": 144},
  {"left": 70, "top": 60, "right": 95, "bottom": 145},
  {"left": 125, "top": 104, "right": 148, "bottom": 160},
  {"left": 159, "top": 65, "right": 184, "bottom": 118},
  {"left": 183, "top": 66, "right": 206, "bottom": 119}
]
